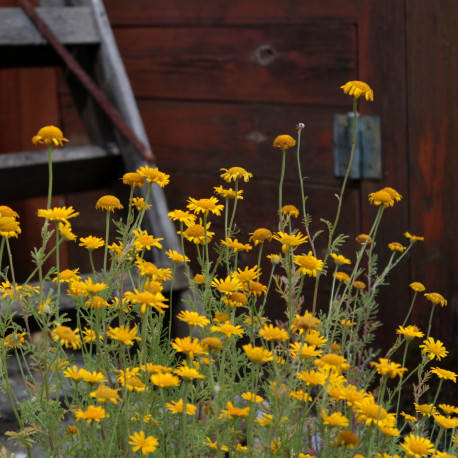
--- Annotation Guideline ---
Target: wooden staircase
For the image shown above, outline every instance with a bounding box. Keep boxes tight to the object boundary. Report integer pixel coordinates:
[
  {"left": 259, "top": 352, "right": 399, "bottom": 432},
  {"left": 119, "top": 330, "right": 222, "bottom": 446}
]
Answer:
[{"left": 0, "top": 0, "right": 187, "bottom": 289}]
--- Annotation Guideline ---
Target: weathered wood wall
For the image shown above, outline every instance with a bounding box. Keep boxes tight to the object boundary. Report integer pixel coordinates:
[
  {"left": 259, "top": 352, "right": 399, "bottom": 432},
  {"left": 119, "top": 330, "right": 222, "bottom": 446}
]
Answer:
[{"left": 0, "top": 0, "right": 456, "bottom": 353}]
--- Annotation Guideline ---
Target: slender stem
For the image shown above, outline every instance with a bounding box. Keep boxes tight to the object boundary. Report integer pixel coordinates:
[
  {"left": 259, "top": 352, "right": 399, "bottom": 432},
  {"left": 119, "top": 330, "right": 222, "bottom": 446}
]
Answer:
[
  {"left": 426, "top": 305, "right": 436, "bottom": 339},
  {"left": 401, "top": 292, "right": 418, "bottom": 328},
  {"left": 312, "top": 98, "right": 358, "bottom": 314},
  {"left": 46, "top": 144, "right": 53, "bottom": 210},
  {"left": 278, "top": 150, "right": 287, "bottom": 225},
  {"left": 103, "top": 211, "right": 110, "bottom": 272}
]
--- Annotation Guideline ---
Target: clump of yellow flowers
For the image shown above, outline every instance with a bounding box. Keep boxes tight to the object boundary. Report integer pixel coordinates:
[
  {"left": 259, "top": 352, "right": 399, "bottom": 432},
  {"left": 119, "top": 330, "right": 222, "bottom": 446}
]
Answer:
[{"left": 0, "top": 81, "right": 455, "bottom": 458}]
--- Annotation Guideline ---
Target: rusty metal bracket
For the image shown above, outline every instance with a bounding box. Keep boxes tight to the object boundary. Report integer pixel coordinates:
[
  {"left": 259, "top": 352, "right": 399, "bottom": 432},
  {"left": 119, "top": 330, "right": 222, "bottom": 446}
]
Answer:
[{"left": 16, "top": 0, "right": 155, "bottom": 163}]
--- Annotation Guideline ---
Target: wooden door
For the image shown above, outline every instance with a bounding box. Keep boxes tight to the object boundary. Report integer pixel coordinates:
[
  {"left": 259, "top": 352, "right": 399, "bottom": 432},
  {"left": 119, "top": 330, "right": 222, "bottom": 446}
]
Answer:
[{"left": 103, "top": 0, "right": 414, "bottom": 346}]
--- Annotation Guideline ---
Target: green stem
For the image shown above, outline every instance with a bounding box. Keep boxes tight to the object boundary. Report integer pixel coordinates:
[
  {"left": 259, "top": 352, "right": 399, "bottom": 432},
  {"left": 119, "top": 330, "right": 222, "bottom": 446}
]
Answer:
[
  {"left": 278, "top": 150, "right": 287, "bottom": 227},
  {"left": 103, "top": 211, "right": 110, "bottom": 272},
  {"left": 46, "top": 144, "right": 53, "bottom": 210},
  {"left": 426, "top": 305, "right": 436, "bottom": 339},
  {"left": 312, "top": 98, "right": 358, "bottom": 315}
]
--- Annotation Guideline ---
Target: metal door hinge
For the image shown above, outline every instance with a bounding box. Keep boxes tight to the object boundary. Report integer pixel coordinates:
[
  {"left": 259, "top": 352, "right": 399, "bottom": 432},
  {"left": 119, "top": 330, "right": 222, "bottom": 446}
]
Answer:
[{"left": 333, "top": 113, "right": 381, "bottom": 179}]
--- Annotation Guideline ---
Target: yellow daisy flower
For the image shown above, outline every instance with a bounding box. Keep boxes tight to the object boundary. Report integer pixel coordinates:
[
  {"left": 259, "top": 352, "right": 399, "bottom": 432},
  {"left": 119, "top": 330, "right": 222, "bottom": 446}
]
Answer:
[
  {"left": 273, "top": 134, "right": 296, "bottom": 150},
  {"left": 132, "top": 229, "right": 163, "bottom": 251},
  {"left": 220, "top": 401, "right": 250, "bottom": 418},
  {"left": 178, "top": 220, "right": 214, "bottom": 245},
  {"left": 75, "top": 405, "right": 108, "bottom": 424},
  {"left": 79, "top": 235, "right": 104, "bottom": 250},
  {"left": 212, "top": 276, "right": 242, "bottom": 294},
  {"left": 32, "top": 125, "right": 68, "bottom": 147},
  {"left": 354, "top": 397, "right": 388, "bottom": 426},
  {"left": 369, "top": 189, "right": 401, "bottom": 207},
  {"left": 289, "top": 342, "right": 322, "bottom": 360},
  {"left": 396, "top": 325, "right": 424, "bottom": 340},
  {"left": 51, "top": 325, "right": 82, "bottom": 350},
  {"left": 0, "top": 216, "right": 21, "bottom": 238},
  {"left": 355, "top": 233, "right": 372, "bottom": 244},
  {"left": 220, "top": 166, "right": 253, "bottom": 182},
  {"left": 297, "top": 369, "right": 328, "bottom": 386},
  {"left": 331, "top": 253, "right": 351, "bottom": 265},
  {"left": 332, "top": 430, "right": 359, "bottom": 448},
  {"left": 187, "top": 196, "right": 224, "bottom": 216},
  {"left": 201, "top": 337, "right": 223, "bottom": 352},
  {"left": 168, "top": 209, "right": 197, "bottom": 225},
  {"left": 405, "top": 231, "right": 424, "bottom": 242},
  {"left": 399, "top": 434, "right": 435, "bottom": 457},
  {"left": 122, "top": 172, "right": 145, "bottom": 188},
  {"left": 173, "top": 363, "right": 204, "bottom": 381},
  {"left": 90, "top": 384, "right": 121, "bottom": 405},
  {"left": 221, "top": 237, "right": 252, "bottom": 253},
  {"left": 281, "top": 204, "right": 299, "bottom": 218},
  {"left": 176, "top": 310, "right": 210, "bottom": 328},
  {"left": 340, "top": 81, "right": 374, "bottom": 101},
  {"left": 388, "top": 242, "right": 406, "bottom": 252},
  {"left": 171, "top": 336, "right": 207, "bottom": 359},
  {"left": 431, "top": 367, "right": 457, "bottom": 382},
  {"left": 95, "top": 195, "right": 123, "bottom": 212},
  {"left": 439, "top": 404, "right": 458, "bottom": 415},
  {"left": 433, "top": 414, "right": 458, "bottom": 429},
  {"left": 137, "top": 165, "right": 170, "bottom": 187},
  {"left": 58, "top": 222, "right": 77, "bottom": 241},
  {"left": 165, "top": 249, "right": 189, "bottom": 264},
  {"left": 273, "top": 231, "right": 308, "bottom": 253},
  {"left": 242, "top": 344, "right": 274, "bottom": 364},
  {"left": 63, "top": 365, "right": 87, "bottom": 382},
  {"left": 107, "top": 325, "right": 141, "bottom": 346},
  {"left": 370, "top": 358, "right": 408, "bottom": 379},
  {"left": 420, "top": 337, "right": 448, "bottom": 361},
  {"left": 249, "top": 228, "right": 273, "bottom": 246},
  {"left": 293, "top": 251, "right": 324, "bottom": 277},
  {"left": 150, "top": 372, "right": 180, "bottom": 388},
  {"left": 333, "top": 272, "right": 350, "bottom": 283},
  {"left": 410, "top": 282, "right": 426, "bottom": 292},
  {"left": 213, "top": 185, "right": 244, "bottom": 199},
  {"left": 0, "top": 205, "right": 19, "bottom": 218},
  {"left": 131, "top": 197, "right": 151, "bottom": 211},
  {"left": 241, "top": 392, "right": 264, "bottom": 403},
  {"left": 321, "top": 410, "right": 349, "bottom": 427},
  {"left": 211, "top": 323, "right": 244, "bottom": 339},
  {"left": 425, "top": 292, "right": 447, "bottom": 307},
  {"left": 37, "top": 206, "right": 79, "bottom": 222},
  {"left": 259, "top": 324, "right": 288, "bottom": 342},
  {"left": 128, "top": 431, "right": 158, "bottom": 455},
  {"left": 166, "top": 399, "right": 197, "bottom": 415},
  {"left": 221, "top": 291, "right": 248, "bottom": 308},
  {"left": 414, "top": 403, "right": 437, "bottom": 417}
]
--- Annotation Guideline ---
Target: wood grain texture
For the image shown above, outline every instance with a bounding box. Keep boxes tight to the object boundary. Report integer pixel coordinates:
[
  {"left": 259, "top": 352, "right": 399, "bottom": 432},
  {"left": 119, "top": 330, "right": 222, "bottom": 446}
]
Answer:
[
  {"left": 114, "top": 24, "right": 356, "bottom": 105},
  {"left": 406, "top": 0, "right": 458, "bottom": 345},
  {"left": 139, "top": 100, "right": 354, "bottom": 185},
  {"left": 356, "top": 1, "right": 411, "bottom": 348},
  {"left": 105, "top": 0, "right": 360, "bottom": 25}
]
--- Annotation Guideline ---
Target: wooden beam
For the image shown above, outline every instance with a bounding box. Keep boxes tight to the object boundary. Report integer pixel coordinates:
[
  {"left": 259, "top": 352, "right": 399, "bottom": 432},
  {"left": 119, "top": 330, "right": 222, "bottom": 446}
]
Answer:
[
  {"left": 0, "top": 145, "right": 122, "bottom": 200},
  {"left": 0, "top": 7, "right": 100, "bottom": 46}
]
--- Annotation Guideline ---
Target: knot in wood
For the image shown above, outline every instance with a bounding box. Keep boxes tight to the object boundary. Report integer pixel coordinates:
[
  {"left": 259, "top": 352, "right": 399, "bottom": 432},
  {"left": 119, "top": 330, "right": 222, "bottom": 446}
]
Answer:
[{"left": 252, "top": 44, "right": 276, "bottom": 66}]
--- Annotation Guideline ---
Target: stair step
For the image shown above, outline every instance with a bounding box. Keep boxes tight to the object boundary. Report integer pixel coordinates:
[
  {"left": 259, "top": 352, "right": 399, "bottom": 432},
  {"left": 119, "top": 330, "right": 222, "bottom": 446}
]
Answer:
[{"left": 0, "top": 144, "right": 122, "bottom": 201}]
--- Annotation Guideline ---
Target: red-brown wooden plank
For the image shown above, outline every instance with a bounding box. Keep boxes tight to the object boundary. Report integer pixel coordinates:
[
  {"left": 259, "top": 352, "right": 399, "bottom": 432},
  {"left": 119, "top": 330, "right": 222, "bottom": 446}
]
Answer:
[
  {"left": 106, "top": 0, "right": 360, "bottom": 25},
  {"left": 357, "top": 1, "right": 410, "bottom": 348},
  {"left": 115, "top": 24, "right": 356, "bottom": 105},
  {"left": 406, "top": 0, "right": 458, "bottom": 346}
]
